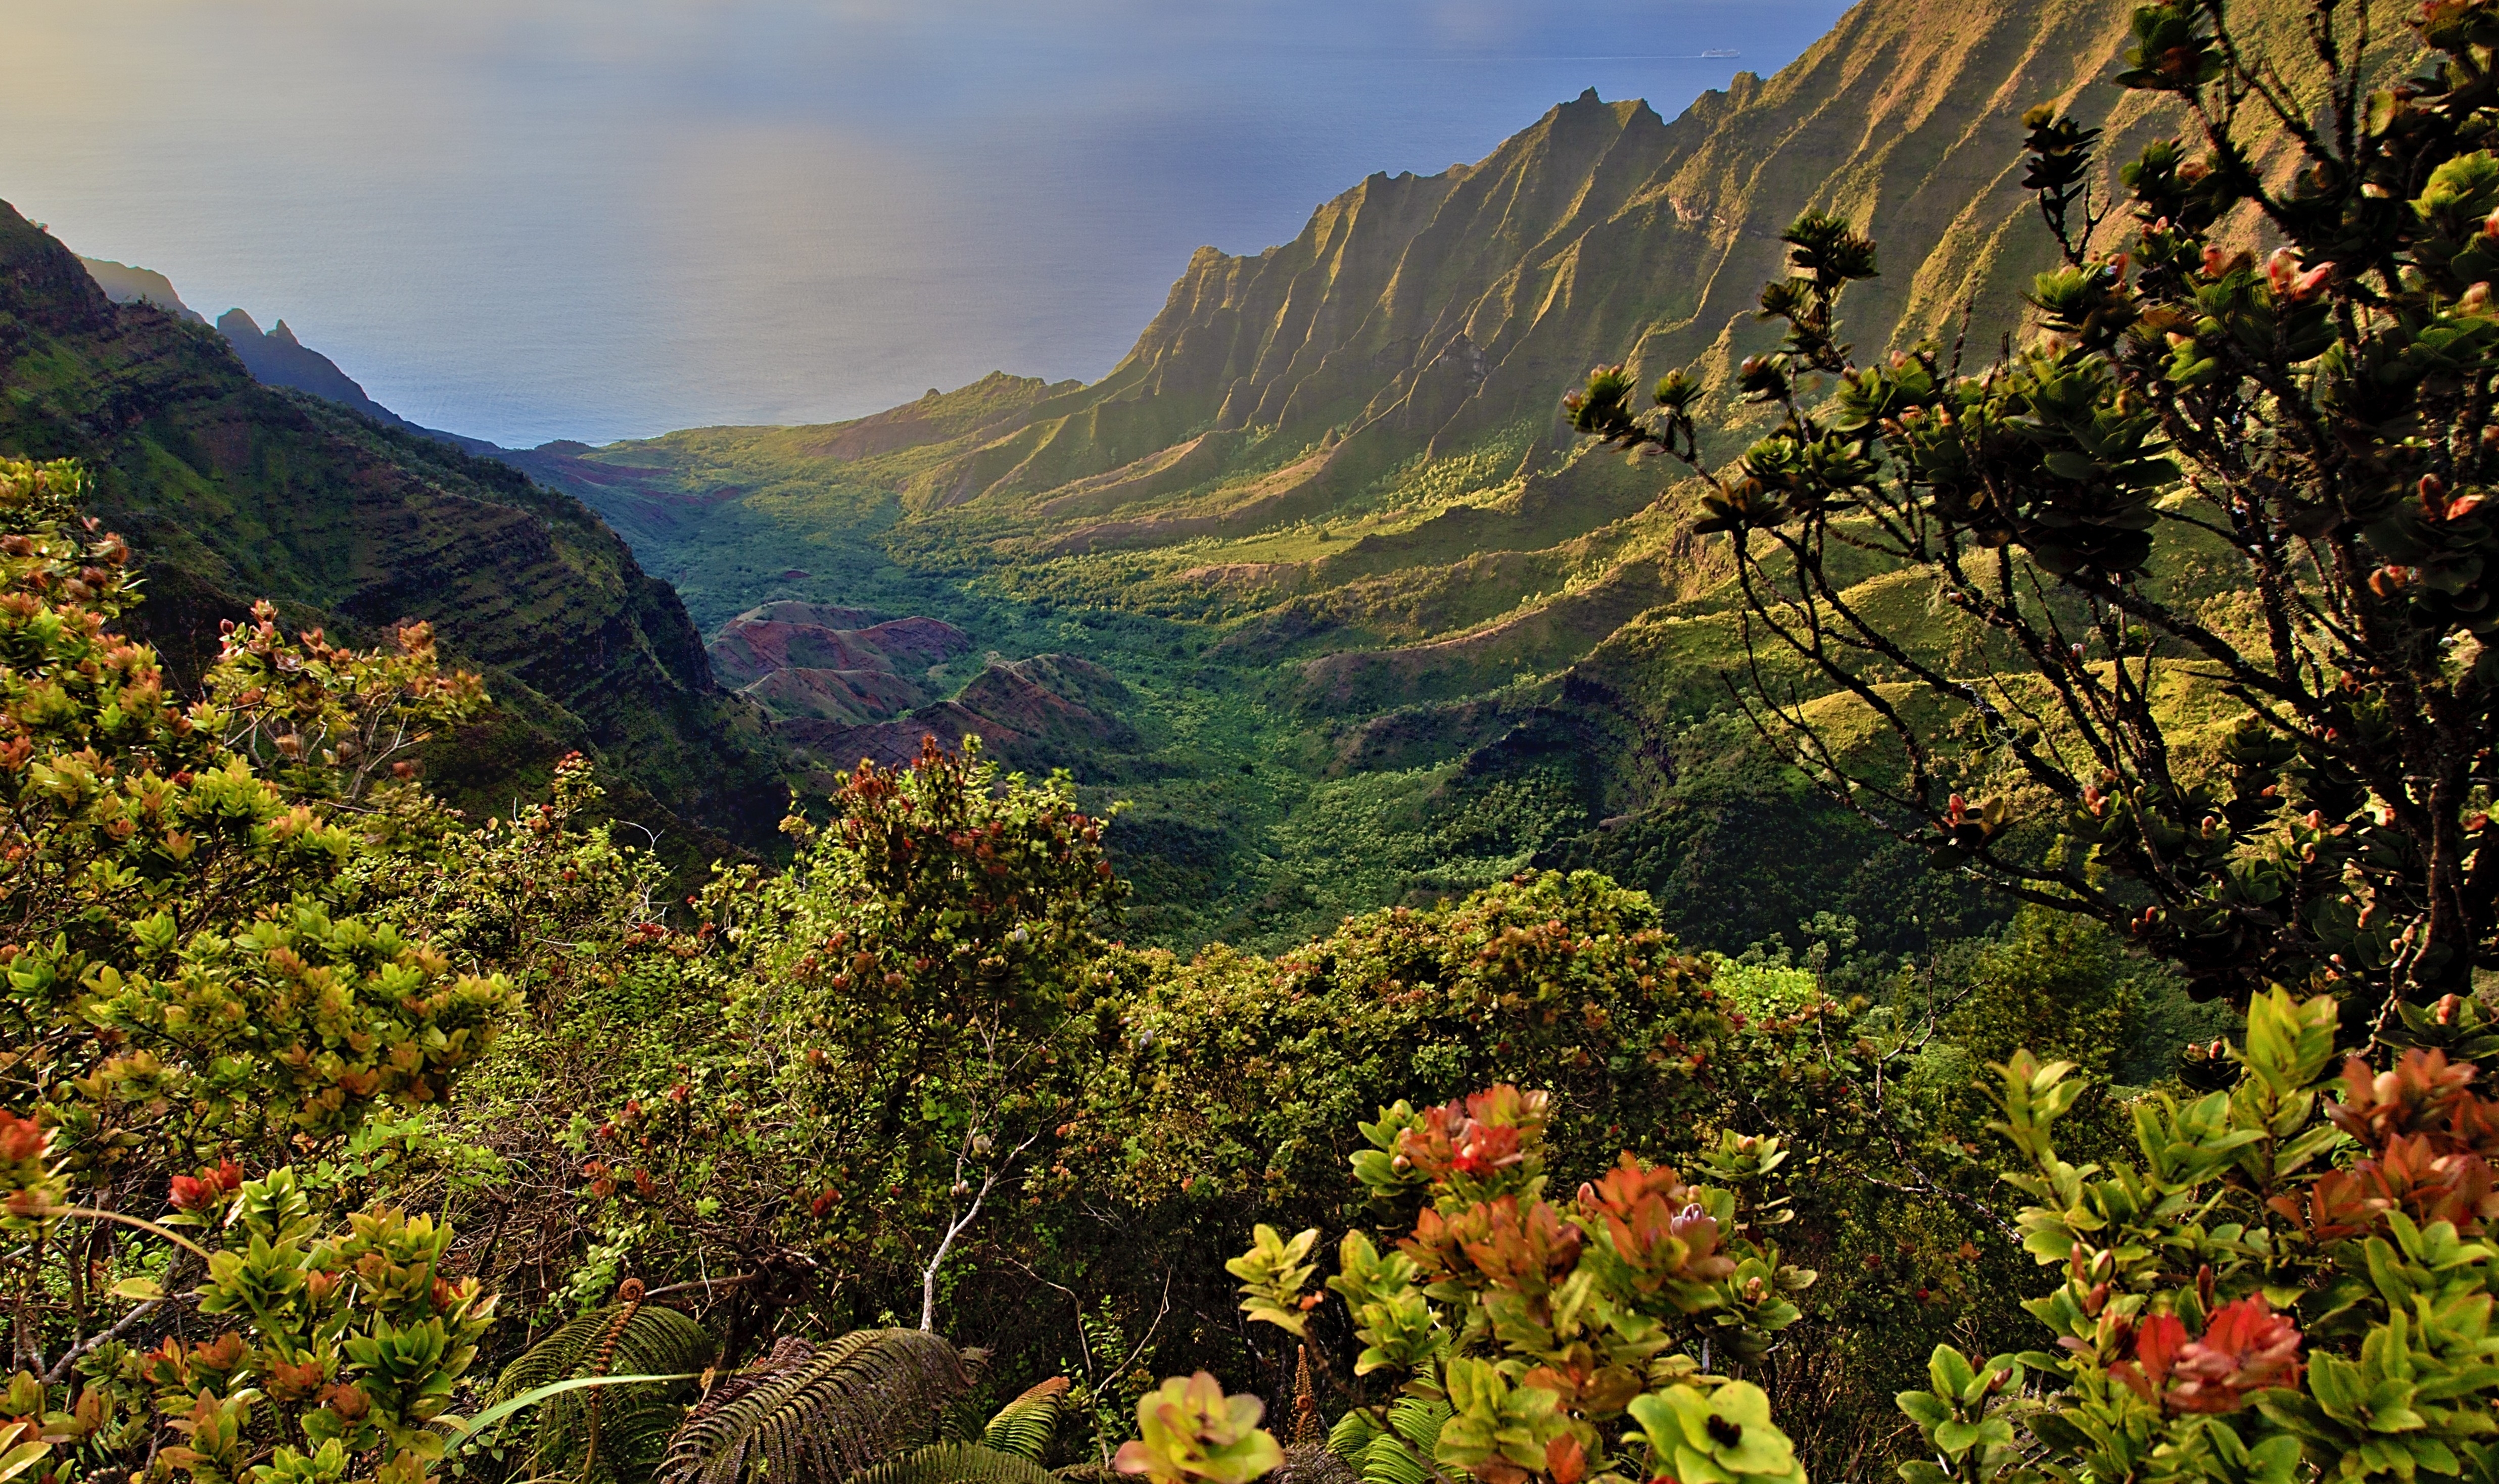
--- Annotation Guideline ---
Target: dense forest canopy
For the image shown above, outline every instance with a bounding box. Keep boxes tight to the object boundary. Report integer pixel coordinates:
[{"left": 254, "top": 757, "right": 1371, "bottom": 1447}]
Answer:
[{"left": 14, "top": 2, "right": 2499, "bottom": 1484}]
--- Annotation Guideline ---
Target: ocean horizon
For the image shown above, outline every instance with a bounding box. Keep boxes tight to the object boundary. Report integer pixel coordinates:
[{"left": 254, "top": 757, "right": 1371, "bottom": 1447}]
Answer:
[{"left": 4, "top": 0, "right": 1847, "bottom": 447}]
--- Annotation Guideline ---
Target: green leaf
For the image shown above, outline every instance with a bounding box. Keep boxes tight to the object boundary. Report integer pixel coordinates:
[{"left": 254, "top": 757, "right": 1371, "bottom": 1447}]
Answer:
[{"left": 439, "top": 1373, "right": 703, "bottom": 1453}]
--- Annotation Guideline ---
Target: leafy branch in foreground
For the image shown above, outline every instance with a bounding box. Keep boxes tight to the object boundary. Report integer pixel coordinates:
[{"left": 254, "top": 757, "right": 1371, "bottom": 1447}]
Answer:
[
  {"left": 1569, "top": 0, "right": 2499, "bottom": 1028},
  {"left": 1232, "top": 1085, "right": 1815, "bottom": 1484},
  {"left": 1893, "top": 987, "right": 2499, "bottom": 1483}
]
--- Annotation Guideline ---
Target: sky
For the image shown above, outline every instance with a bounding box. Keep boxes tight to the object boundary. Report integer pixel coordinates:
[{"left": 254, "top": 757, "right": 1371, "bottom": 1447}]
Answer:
[{"left": 0, "top": 1, "right": 1854, "bottom": 447}]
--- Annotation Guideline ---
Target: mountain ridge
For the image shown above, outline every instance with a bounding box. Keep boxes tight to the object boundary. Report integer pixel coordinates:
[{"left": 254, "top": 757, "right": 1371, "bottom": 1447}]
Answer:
[
  {"left": 5, "top": 204, "right": 787, "bottom": 859},
  {"left": 485, "top": 0, "right": 2225, "bottom": 948},
  {"left": 40, "top": 0, "right": 2279, "bottom": 947}
]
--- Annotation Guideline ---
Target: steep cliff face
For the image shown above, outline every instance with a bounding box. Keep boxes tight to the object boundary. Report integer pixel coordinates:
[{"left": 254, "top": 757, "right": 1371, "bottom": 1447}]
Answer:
[
  {"left": 816, "top": 0, "right": 2181, "bottom": 538},
  {"left": 2, "top": 201, "right": 783, "bottom": 851},
  {"left": 506, "top": 0, "right": 2295, "bottom": 947},
  {"left": 578, "top": 0, "right": 2184, "bottom": 608},
  {"left": 210, "top": 306, "right": 418, "bottom": 432}
]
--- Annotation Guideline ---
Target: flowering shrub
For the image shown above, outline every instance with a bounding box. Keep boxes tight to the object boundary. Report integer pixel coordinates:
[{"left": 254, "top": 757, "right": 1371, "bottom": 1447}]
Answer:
[
  {"left": 1231, "top": 1084, "right": 1813, "bottom": 1484},
  {"left": 470, "top": 732, "right": 1127, "bottom": 1328},
  {"left": 1, "top": 1121, "right": 492, "bottom": 1484},
  {"left": 1893, "top": 989, "right": 2499, "bottom": 1482},
  {"left": 0, "top": 458, "right": 512, "bottom": 1200},
  {"left": 0, "top": 458, "right": 517, "bottom": 1484}
]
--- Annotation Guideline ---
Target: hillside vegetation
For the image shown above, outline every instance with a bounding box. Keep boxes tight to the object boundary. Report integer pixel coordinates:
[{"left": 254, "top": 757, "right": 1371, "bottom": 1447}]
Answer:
[
  {"left": 0, "top": 201, "right": 786, "bottom": 859},
  {"left": 518, "top": 0, "right": 2240, "bottom": 953}
]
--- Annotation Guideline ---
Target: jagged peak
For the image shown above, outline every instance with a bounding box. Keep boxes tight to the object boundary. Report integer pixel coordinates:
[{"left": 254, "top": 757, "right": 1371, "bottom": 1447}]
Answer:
[{"left": 216, "top": 306, "right": 263, "bottom": 337}]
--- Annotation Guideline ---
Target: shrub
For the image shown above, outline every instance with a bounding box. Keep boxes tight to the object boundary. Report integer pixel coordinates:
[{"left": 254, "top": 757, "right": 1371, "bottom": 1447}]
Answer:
[
  {"left": 1223, "top": 1085, "right": 1813, "bottom": 1484},
  {"left": 1569, "top": 0, "right": 2499, "bottom": 1020}
]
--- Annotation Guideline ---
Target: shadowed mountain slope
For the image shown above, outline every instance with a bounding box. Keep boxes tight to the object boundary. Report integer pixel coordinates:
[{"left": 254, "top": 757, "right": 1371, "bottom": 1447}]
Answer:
[
  {"left": 209, "top": 306, "right": 419, "bottom": 433},
  {"left": 81, "top": 257, "right": 203, "bottom": 322},
  {"left": 6, "top": 202, "right": 784, "bottom": 854},
  {"left": 488, "top": 0, "right": 2295, "bottom": 947}
]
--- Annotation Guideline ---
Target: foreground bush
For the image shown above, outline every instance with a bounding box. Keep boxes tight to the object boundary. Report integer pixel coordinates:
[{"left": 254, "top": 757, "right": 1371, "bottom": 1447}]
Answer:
[
  {"left": 0, "top": 455, "right": 527, "bottom": 1484},
  {"left": 1229, "top": 1084, "right": 1815, "bottom": 1484},
  {"left": 1198, "top": 982, "right": 2499, "bottom": 1484}
]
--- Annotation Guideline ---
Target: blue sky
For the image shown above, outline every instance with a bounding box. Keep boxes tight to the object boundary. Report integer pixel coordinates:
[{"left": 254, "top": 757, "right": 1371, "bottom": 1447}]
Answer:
[{"left": 2, "top": 1, "right": 1853, "bottom": 445}]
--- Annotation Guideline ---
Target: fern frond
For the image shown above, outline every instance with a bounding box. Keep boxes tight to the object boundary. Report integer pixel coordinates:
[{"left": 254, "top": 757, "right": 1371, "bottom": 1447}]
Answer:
[
  {"left": 848, "top": 1443, "right": 1062, "bottom": 1484},
  {"left": 980, "top": 1378, "right": 1068, "bottom": 1461},
  {"left": 1353, "top": 1400, "right": 1449, "bottom": 1484},
  {"left": 661, "top": 1328, "right": 973, "bottom": 1484},
  {"left": 492, "top": 1301, "right": 715, "bottom": 1400},
  {"left": 1385, "top": 1399, "right": 1447, "bottom": 1455},
  {"left": 488, "top": 1285, "right": 714, "bottom": 1484},
  {"left": 1324, "top": 1412, "right": 1376, "bottom": 1462}
]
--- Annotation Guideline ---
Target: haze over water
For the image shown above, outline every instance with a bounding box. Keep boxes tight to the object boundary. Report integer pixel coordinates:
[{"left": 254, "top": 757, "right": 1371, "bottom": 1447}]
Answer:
[{"left": 3, "top": 1, "right": 1848, "bottom": 448}]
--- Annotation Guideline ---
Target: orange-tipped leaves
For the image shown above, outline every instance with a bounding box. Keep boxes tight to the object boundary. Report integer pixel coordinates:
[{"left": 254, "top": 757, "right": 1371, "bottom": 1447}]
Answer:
[
  {"left": 1227, "top": 1225, "right": 1319, "bottom": 1339},
  {"left": 1113, "top": 1374, "right": 1282, "bottom": 1484}
]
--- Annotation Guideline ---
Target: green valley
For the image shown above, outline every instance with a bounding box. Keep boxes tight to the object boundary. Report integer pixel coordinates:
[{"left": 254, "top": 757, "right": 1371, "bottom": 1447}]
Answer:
[
  {"left": 13, "top": 0, "right": 2499, "bottom": 1478},
  {"left": 504, "top": 0, "right": 2196, "bottom": 954}
]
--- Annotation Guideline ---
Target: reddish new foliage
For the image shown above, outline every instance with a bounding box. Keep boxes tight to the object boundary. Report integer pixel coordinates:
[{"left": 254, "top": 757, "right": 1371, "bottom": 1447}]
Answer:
[
  {"left": 0, "top": 1110, "right": 41, "bottom": 1165},
  {"left": 1576, "top": 1153, "right": 1733, "bottom": 1294},
  {"left": 2327, "top": 1048, "right": 2486, "bottom": 1145},
  {"left": 1394, "top": 1085, "right": 1552, "bottom": 1183},
  {"left": 167, "top": 1158, "right": 243, "bottom": 1212},
  {"left": 1403, "top": 1195, "right": 1583, "bottom": 1297},
  {"left": 2111, "top": 1296, "right": 2305, "bottom": 1414},
  {"left": 2273, "top": 1049, "right": 2499, "bottom": 1237}
]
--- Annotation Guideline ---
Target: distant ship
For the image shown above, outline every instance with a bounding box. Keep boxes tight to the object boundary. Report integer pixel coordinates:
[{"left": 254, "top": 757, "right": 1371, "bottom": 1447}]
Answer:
[{"left": 1701, "top": 48, "right": 1740, "bottom": 57}]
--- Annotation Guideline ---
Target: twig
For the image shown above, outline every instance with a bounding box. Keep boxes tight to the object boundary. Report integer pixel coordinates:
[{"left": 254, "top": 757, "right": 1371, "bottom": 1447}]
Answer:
[
  {"left": 43, "top": 1267, "right": 199, "bottom": 1385},
  {"left": 918, "top": 1129, "right": 1041, "bottom": 1330},
  {"left": 641, "top": 1272, "right": 761, "bottom": 1303}
]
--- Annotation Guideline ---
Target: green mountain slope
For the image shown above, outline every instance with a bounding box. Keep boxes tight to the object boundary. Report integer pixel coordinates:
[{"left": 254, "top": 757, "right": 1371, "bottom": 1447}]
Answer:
[
  {"left": 515, "top": 0, "right": 2268, "bottom": 949},
  {"left": 0, "top": 201, "right": 785, "bottom": 856}
]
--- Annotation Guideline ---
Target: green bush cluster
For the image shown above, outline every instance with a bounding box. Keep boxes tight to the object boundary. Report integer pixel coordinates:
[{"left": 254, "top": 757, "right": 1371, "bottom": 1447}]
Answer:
[{"left": 22, "top": 5, "right": 2499, "bottom": 1484}]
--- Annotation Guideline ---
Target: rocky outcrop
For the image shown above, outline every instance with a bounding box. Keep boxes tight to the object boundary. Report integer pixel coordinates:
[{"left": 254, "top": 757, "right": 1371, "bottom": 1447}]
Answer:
[
  {"left": 80, "top": 258, "right": 203, "bottom": 322},
  {"left": 212, "top": 308, "right": 416, "bottom": 432},
  {"left": 708, "top": 615, "right": 969, "bottom": 690},
  {"left": 956, "top": 655, "right": 1137, "bottom": 751},
  {"left": 705, "top": 608, "right": 972, "bottom": 701},
  {"left": 778, "top": 655, "right": 1136, "bottom": 775},
  {"left": 740, "top": 666, "right": 931, "bottom": 724}
]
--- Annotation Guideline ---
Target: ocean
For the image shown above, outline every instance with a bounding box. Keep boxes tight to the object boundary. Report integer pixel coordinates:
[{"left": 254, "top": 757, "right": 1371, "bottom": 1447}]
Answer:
[{"left": 1, "top": 0, "right": 1848, "bottom": 447}]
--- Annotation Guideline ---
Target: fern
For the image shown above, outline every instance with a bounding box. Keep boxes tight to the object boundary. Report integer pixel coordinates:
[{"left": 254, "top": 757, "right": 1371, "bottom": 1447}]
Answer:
[
  {"left": 979, "top": 1377, "right": 1068, "bottom": 1460},
  {"left": 488, "top": 1281, "right": 713, "bottom": 1484},
  {"left": 1325, "top": 1399, "right": 1449, "bottom": 1484},
  {"left": 846, "top": 1442, "right": 1062, "bottom": 1484},
  {"left": 660, "top": 1329, "right": 972, "bottom": 1484}
]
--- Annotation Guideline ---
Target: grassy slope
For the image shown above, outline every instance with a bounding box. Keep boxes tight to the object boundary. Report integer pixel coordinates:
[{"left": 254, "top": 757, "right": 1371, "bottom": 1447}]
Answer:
[
  {"left": 0, "top": 200, "right": 787, "bottom": 861},
  {"left": 518, "top": 0, "right": 2299, "bottom": 951}
]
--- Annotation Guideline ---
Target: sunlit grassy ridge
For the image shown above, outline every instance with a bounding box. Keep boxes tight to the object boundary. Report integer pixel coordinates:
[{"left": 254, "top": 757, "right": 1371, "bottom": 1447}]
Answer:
[{"left": 515, "top": 0, "right": 2292, "bottom": 953}]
